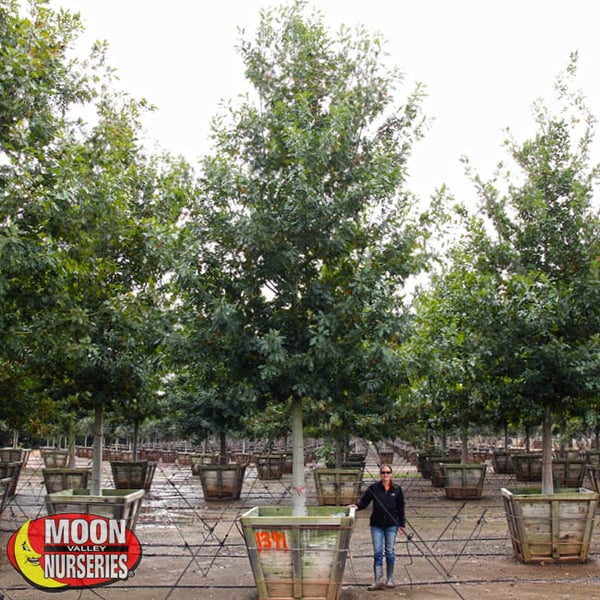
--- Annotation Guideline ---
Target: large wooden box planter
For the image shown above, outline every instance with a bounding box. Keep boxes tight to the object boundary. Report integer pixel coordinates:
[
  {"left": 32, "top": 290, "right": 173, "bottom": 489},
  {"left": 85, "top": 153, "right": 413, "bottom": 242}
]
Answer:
[
  {"left": 313, "top": 468, "right": 363, "bottom": 506},
  {"left": 378, "top": 450, "right": 394, "bottom": 464},
  {"left": 43, "top": 468, "right": 91, "bottom": 493},
  {"left": 77, "top": 446, "right": 93, "bottom": 459},
  {"left": 230, "top": 451, "right": 252, "bottom": 466},
  {"left": 41, "top": 448, "right": 69, "bottom": 468},
  {"left": 160, "top": 449, "right": 178, "bottom": 464},
  {"left": 342, "top": 453, "right": 366, "bottom": 471},
  {"left": 584, "top": 450, "right": 600, "bottom": 466},
  {"left": 240, "top": 506, "right": 356, "bottom": 600},
  {"left": 553, "top": 459, "right": 586, "bottom": 488},
  {"left": 177, "top": 452, "right": 193, "bottom": 466},
  {"left": 0, "top": 447, "right": 30, "bottom": 466},
  {"left": 501, "top": 487, "right": 598, "bottom": 563},
  {"left": 111, "top": 460, "right": 157, "bottom": 493},
  {"left": 492, "top": 450, "right": 515, "bottom": 474},
  {"left": 141, "top": 448, "right": 161, "bottom": 462},
  {"left": 430, "top": 458, "right": 460, "bottom": 488},
  {"left": 441, "top": 463, "right": 487, "bottom": 499},
  {"left": 190, "top": 453, "right": 220, "bottom": 476},
  {"left": 282, "top": 453, "right": 294, "bottom": 474},
  {"left": 256, "top": 454, "right": 286, "bottom": 481},
  {"left": 0, "top": 477, "right": 12, "bottom": 517},
  {"left": 198, "top": 464, "right": 246, "bottom": 501},
  {"left": 0, "top": 460, "right": 23, "bottom": 497},
  {"left": 512, "top": 454, "right": 543, "bottom": 482},
  {"left": 45, "top": 488, "right": 145, "bottom": 531},
  {"left": 417, "top": 453, "right": 446, "bottom": 479},
  {"left": 585, "top": 466, "right": 600, "bottom": 502}
]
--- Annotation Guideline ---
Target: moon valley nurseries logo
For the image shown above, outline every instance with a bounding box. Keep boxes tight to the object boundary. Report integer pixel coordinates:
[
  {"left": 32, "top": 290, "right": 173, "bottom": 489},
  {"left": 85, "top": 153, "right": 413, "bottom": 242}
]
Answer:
[{"left": 7, "top": 514, "right": 142, "bottom": 591}]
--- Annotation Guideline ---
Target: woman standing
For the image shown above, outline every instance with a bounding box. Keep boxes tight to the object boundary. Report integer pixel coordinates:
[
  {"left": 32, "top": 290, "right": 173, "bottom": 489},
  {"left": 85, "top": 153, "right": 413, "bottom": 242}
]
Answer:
[{"left": 349, "top": 464, "right": 406, "bottom": 591}]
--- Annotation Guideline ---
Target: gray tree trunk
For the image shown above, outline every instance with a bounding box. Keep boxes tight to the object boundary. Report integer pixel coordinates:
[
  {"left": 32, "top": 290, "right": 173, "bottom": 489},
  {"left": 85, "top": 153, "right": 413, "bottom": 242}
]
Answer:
[
  {"left": 541, "top": 407, "right": 554, "bottom": 494},
  {"left": 291, "top": 398, "right": 307, "bottom": 516},
  {"left": 90, "top": 406, "right": 104, "bottom": 496}
]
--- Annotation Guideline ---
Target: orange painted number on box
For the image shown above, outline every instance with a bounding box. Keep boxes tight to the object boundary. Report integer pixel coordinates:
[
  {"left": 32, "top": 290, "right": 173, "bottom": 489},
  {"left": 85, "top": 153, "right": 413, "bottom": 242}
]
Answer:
[{"left": 255, "top": 530, "right": 288, "bottom": 550}]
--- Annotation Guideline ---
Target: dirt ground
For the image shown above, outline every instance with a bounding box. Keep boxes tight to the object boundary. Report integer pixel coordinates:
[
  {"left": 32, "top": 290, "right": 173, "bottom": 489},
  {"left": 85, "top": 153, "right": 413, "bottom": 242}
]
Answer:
[{"left": 2, "top": 450, "right": 600, "bottom": 600}]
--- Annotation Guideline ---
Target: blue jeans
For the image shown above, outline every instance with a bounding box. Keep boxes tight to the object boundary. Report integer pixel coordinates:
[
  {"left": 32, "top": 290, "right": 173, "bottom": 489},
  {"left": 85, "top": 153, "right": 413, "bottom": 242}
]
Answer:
[{"left": 370, "top": 526, "right": 397, "bottom": 567}]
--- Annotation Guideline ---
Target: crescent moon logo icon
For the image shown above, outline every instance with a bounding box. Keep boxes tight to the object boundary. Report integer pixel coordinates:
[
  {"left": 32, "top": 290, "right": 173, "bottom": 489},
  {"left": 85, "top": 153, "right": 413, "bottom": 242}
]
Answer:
[{"left": 8, "top": 519, "right": 67, "bottom": 589}]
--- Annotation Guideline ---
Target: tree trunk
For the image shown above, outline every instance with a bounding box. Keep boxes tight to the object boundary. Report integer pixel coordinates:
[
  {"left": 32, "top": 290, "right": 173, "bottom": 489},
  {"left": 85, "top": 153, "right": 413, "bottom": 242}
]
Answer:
[
  {"left": 132, "top": 420, "right": 139, "bottom": 461},
  {"left": 334, "top": 436, "right": 344, "bottom": 468},
  {"left": 67, "top": 416, "right": 76, "bottom": 468},
  {"left": 541, "top": 407, "right": 554, "bottom": 494},
  {"left": 219, "top": 431, "right": 227, "bottom": 465},
  {"left": 558, "top": 420, "right": 567, "bottom": 458},
  {"left": 504, "top": 421, "right": 509, "bottom": 450},
  {"left": 460, "top": 427, "right": 469, "bottom": 464},
  {"left": 291, "top": 398, "right": 306, "bottom": 516},
  {"left": 11, "top": 429, "right": 18, "bottom": 448},
  {"left": 90, "top": 405, "right": 104, "bottom": 496}
]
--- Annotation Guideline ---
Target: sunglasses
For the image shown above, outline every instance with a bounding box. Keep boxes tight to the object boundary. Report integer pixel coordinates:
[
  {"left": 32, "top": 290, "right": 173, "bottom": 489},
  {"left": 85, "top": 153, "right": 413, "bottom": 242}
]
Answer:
[{"left": 380, "top": 470, "right": 392, "bottom": 474}]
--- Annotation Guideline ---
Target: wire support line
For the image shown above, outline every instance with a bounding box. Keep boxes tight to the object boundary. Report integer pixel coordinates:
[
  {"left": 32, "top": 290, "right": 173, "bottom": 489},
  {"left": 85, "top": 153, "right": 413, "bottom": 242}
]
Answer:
[
  {"left": 448, "top": 508, "right": 488, "bottom": 575},
  {"left": 403, "top": 519, "right": 467, "bottom": 600},
  {"left": 431, "top": 501, "right": 467, "bottom": 549}
]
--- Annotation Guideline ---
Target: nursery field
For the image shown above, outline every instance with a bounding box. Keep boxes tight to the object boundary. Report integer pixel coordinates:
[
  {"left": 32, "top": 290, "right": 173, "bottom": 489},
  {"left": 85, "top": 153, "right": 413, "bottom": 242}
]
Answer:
[{"left": 2, "top": 448, "right": 600, "bottom": 599}]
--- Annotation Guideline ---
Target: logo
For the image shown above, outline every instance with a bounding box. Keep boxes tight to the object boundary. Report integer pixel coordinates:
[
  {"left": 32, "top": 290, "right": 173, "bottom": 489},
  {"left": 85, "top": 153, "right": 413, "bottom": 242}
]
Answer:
[{"left": 7, "top": 514, "right": 142, "bottom": 591}]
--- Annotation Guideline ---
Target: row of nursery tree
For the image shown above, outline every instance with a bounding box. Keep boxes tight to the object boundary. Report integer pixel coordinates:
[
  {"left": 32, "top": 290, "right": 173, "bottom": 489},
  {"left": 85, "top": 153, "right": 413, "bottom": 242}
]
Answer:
[{"left": 2, "top": 0, "right": 600, "bottom": 503}]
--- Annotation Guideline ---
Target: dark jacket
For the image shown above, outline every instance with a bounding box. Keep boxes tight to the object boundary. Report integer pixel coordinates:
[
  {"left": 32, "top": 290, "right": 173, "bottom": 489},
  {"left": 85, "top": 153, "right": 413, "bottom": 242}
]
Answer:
[{"left": 355, "top": 480, "right": 405, "bottom": 528}]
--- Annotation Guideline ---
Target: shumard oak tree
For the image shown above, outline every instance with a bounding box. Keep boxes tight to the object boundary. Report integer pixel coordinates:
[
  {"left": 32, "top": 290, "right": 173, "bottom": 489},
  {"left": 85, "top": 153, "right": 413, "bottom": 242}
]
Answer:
[{"left": 186, "top": 2, "right": 428, "bottom": 514}]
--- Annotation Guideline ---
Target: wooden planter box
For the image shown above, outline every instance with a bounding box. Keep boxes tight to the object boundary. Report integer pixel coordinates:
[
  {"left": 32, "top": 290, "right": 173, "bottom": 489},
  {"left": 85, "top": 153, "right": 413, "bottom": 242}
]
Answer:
[
  {"left": 198, "top": 464, "right": 246, "bottom": 501},
  {"left": 230, "top": 452, "right": 252, "bottom": 466},
  {"left": 552, "top": 459, "right": 586, "bottom": 488},
  {"left": 313, "top": 468, "right": 363, "bottom": 506},
  {"left": 0, "top": 461, "right": 23, "bottom": 497},
  {"left": 40, "top": 448, "right": 69, "bottom": 468},
  {"left": 256, "top": 454, "right": 286, "bottom": 481},
  {"left": 240, "top": 506, "right": 356, "bottom": 600},
  {"left": 160, "top": 449, "right": 178, "bottom": 464},
  {"left": 585, "top": 466, "right": 600, "bottom": 502},
  {"left": 512, "top": 454, "right": 543, "bottom": 482},
  {"left": 0, "top": 477, "right": 11, "bottom": 517},
  {"left": 417, "top": 453, "right": 446, "bottom": 479},
  {"left": 584, "top": 450, "right": 600, "bottom": 466},
  {"left": 501, "top": 487, "right": 598, "bottom": 563},
  {"left": 282, "top": 453, "right": 293, "bottom": 474},
  {"left": 142, "top": 448, "right": 161, "bottom": 462},
  {"left": 492, "top": 450, "right": 515, "bottom": 474},
  {"left": 430, "top": 458, "right": 461, "bottom": 488},
  {"left": 0, "top": 447, "right": 30, "bottom": 466},
  {"left": 111, "top": 460, "right": 157, "bottom": 493},
  {"left": 378, "top": 451, "right": 394, "bottom": 464},
  {"left": 42, "top": 468, "right": 91, "bottom": 493},
  {"left": 190, "top": 453, "right": 220, "bottom": 476},
  {"left": 45, "top": 488, "right": 145, "bottom": 531},
  {"left": 342, "top": 453, "right": 366, "bottom": 470},
  {"left": 177, "top": 452, "right": 193, "bottom": 466},
  {"left": 441, "top": 463, "right": 487, "bottom": 499}
]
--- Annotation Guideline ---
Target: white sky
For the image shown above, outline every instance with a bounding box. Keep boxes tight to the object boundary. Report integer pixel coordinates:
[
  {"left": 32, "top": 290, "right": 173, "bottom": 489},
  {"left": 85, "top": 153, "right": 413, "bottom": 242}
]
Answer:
[{"left": 51, "top": 1, "right": 600, "bottom": 207}]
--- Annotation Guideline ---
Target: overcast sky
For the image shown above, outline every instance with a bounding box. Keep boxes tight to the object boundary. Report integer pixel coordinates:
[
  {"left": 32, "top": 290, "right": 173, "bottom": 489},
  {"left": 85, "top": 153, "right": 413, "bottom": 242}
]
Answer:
[{"left": 51, "top": 1, "right": 600, "bottom": 206}]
